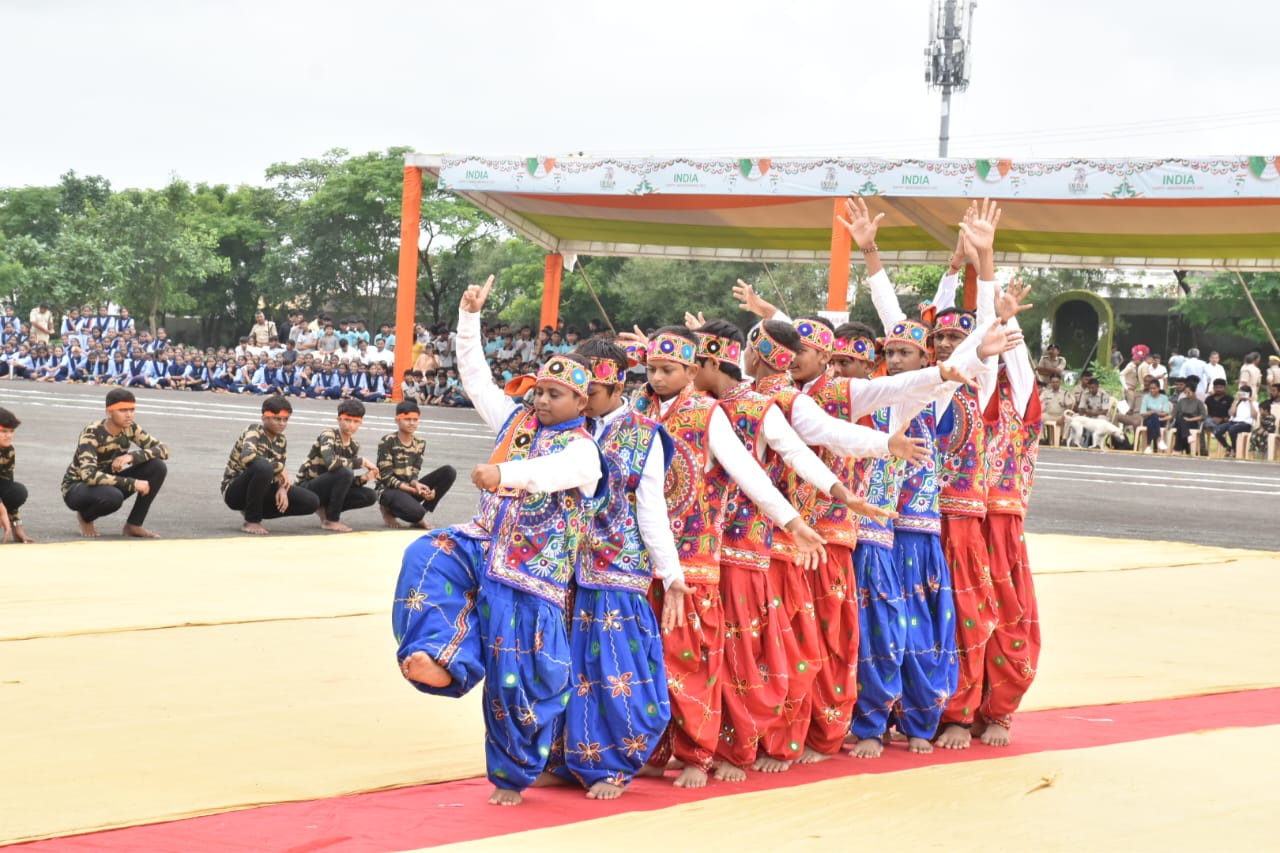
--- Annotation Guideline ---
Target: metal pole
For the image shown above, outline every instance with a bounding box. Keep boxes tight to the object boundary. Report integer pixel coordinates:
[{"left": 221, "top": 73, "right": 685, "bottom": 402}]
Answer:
[{"left": 939, "top": 88, "right": 951, "bottom": 158}]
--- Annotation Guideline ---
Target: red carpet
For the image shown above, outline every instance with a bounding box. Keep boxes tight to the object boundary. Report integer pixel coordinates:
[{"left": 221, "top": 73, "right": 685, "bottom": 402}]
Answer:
[{"left": 13, "top": 688, "right": 1279, "bottom": 852}]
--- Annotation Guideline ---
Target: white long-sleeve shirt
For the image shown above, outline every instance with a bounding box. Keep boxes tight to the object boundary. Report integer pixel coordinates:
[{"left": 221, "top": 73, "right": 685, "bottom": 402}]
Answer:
[
  {"left": 760, "top": 405, "right": 839, "bottom": 495},
  {"left": 656, "top": 395, "right": 800, "bottom": 528},
  {"left": 787, "top": 393, "right": 892, "bottom": 459},
  {"left": 457, "top": 307, "right": 600, "bottom": 494},
  {"left": 594, "top": 402, "right": 684, "bottom": 591}
]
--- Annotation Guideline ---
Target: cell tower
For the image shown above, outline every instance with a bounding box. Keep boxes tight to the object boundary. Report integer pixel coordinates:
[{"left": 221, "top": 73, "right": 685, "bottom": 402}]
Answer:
[{"left": 924, "top": 0, "right": 977, "bottom": 157}]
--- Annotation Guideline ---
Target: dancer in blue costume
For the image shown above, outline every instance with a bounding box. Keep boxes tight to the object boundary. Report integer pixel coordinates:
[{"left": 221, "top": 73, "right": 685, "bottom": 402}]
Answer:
[
  {"left": 546, "top": 338, "right": 690, "bottom": 800},
  {"left": 395, "top": 276, "right": 604, "bottom": 806}
]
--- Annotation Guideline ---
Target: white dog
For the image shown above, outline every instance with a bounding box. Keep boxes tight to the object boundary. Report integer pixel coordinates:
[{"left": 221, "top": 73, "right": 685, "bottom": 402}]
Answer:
[{"left": 1063, "top": 410, "right": 1125, "bottom": 449}]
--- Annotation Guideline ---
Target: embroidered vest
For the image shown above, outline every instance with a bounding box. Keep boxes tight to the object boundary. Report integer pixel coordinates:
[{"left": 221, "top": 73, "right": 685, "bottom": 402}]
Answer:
[
  {"left": 716, "top": 383, "right": 776, "bottom": 572},
  {"left": 985, "top": 367, "right": 1043, "bottom": 517},
  {"left": 796, "top": 370, "right": 858, "bottom": 549},
  {"left": 893, "top": 402, "right": 945, "bottom": 537},
  {"left": 857, "top": 408, "right": 905, "bottom": 550},
  {"left": 464, "top": 407, "right": 598, "bottom": 608},
  {"left": 939, "top": 384, "right": 990, "bottom": 518},
  {"left": 634, "top": 385, "right": 727, "bottom": 585},
  {"left": 582, "top": 409, "right": 667, "bottom": 594}
]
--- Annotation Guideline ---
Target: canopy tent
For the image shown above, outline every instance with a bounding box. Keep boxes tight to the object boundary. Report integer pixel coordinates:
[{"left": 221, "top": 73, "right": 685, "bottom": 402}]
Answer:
[{"left": 390, "top": 154, "right": 1280, "bottom": 394}]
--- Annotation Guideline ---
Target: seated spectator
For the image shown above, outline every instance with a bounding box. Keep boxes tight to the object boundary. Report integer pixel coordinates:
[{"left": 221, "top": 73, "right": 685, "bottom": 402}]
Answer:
[
  {"left": 1172, "top": 376, "right": 1207, "bottom": 454},
  {"left": 413, "top": 344, "right": 440, "bottom": 375},
  {"left": 425, "top": 368, "right": 449, "bottom": 406},
  {"left": 1072, "top": 376, "right": 1113, "bottom": 447},
  {"left": 1204, "top": 379, "right": 1232, "bottom": 432},
  {"left": 1213, "top": 386, "right": 1257, "bottom": 458},
  {"left": 1137, "top": 378, "right": 1173, "bottom": 453},
  {"left": 1036, "top": 343, "right": 1066, "bottom": 385},
  {"left": 400, "top": 370, "right": 422, "bottom": 404},
  {"left": 1249, "top": 400, "right": 1276, "bottom": 458}
]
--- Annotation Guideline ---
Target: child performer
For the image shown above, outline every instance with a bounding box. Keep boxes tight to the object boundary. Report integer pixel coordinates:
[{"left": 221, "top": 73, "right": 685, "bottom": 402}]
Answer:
[
  {"left": 619, "top": 325, "right": 825, "bottom": 789},
  {"left": 551, "top": 338, "right": 688, "bottom": 800},
  {"left": 394, "top": 276, "right": 603, "bottom": 806},
  {"left": 691, "top": 319, "right": 875, "bottom": 780}
]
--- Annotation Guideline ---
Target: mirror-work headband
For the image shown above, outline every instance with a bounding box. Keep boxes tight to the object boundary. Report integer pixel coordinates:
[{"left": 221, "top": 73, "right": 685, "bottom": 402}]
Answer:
[
  {"left": 647, "top": 333, "right": 697, "bottom": 366},
  {"left": 747, "top": 323, "right": 794, "bottom": 371},
  {"left": 794, "top": 319, "right": 834, "bottom": 354},
  {"left": 695, "top": 332, "right": 742, "bottom": 365},
  {"left": 884, "top": 319, "right": 931, "bottom": 355}
]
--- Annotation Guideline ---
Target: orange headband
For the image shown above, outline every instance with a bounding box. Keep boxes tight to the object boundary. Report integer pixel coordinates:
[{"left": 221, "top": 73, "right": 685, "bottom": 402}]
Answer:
[
  {"left": 106, "top": 402, "right": 136, "bottom": 411},
  {"left": 263, "top": 409, "right": 290, "bottom": 417},
  {"left": 395, "top": 412, "right": 419, "bottom": 420}
]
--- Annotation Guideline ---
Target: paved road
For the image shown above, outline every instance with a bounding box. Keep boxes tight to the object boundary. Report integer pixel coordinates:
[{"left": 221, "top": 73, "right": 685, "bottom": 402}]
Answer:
[{"left": 1, "top": 382, "right": 1277, "bottom": 550}]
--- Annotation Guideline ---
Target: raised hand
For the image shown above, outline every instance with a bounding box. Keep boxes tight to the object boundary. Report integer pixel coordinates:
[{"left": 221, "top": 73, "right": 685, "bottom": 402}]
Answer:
[
  {"left": 460, "top": 275, "right": 495, "bottom": 313},
  {"left": 975, "top": 321, "right": 1024, "bottom": 359},
  {"left": 995, "top": 278, "right": 1033, "bottom": 323},
  {"left": 938, "top": 362, "right": 978, "bottom": 388},
  {"left": 951, "top": 202, "right": 978, "bottom": 267},
  {"left": 836, "top": 196, "right": 885, "bottom": 250},
  {"left": 887, "top": 426, "right": 932, "bottom": 467},
  {"left": 957, "top": 198, "right": 1001, "bottom": 259},
  {"left": 733, "top": 279, "right": 776, "bottom": 319},
  {"left": 615, "top": 325, "right": 651, "bottom": 348},
  {"left": 684, "top": 311, "right": 707, "bottom": 331}
]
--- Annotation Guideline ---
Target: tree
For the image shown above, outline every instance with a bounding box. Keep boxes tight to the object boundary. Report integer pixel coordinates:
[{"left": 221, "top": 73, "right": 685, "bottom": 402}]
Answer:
[
  {"left": 88, "top": 182, "right": 228, "bottom": 332},
  {"left": 1175, "top": 272, "right": 1280, "bottom": 344}
]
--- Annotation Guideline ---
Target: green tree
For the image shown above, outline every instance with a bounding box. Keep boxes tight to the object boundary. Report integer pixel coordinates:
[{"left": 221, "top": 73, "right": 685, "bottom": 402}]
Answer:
[
  {"left": 1175, "top": 272, "right": 1280, "bottom": 344},
  {"left": 88, "top": 182, "right": 229, "bottom": 331}
]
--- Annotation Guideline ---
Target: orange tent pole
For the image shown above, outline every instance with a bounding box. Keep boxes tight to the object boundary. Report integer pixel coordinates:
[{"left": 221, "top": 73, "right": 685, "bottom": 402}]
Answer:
[
  {"left": 540, "top": 253, "right": 564, "bottom": 330},
  {"left": 962, "top": 262, "right": 978, "bottom": 312},
  {"left": 827, "top": 199, "right": 851, "bottom": 312},
  {"left": 391, "top": 166, "right": 423, "bottom": 401}
]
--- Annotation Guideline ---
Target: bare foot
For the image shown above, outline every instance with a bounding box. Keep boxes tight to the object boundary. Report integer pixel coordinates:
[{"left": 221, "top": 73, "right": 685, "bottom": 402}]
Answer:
[
  {"left": 795, "top": 746, "right": 832, "bottom": 765},
  {"left": 843, "top": 733, "right": 858, "bottom": 746},
  {"left": 849, "top": 737, "right": 883, "bottom": 759},
  {"left": 529, "top": 771, "right": 570, "bottom": 788},
  {"left": 636, "top": 764, "right": 666, "bottom": 778},
  {"left": 586, "top": 781, "right": 625, "bottom": 800},
  {"left": 752, "top": 756, "right": 792, "bottom": 773},
  {"left": 488, "top": 787, "right": 522, "bottom": 806},
  {"left": 123, "top": 524, "right": 160, "bottom": 539},
  {"left": 713, "top": 762, "right": 747, "bottom": 782},
  {"left": 320, "top": 519, "right": 353, "bottom": 533},
  {"left": 672, "top": 766, "right": 708, "bottom": 788},
  {"left": 400, "top": 651, "right": 452, "bottom": 687},
  {"left": 77, "top": 514, "right": 99, "bottom": 538},
  {"left": 379, "top": 505, "right": 403, "bottom": 529},
  {"left": 934, "top": 724, "right": 972, "bottom": 750},
  {"left": 241, "top": 521, "right": 270, "bottom": 535},
  {"left": 980, "top": 724, "right": 1012, "bottom": 747},
  {"left": 907, "top": 736, "right": 934, "bottom": 754}
]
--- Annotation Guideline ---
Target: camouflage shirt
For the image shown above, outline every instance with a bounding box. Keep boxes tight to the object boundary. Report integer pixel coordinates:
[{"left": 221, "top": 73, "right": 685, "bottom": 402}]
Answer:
[
  {"left": 296, "top": 428, "right": 371, "bottom": 483},
  {"left": 61, "top": 420, "right": 170, "bottom": 497},
  {"left": 221, "top": 423, "right": 288, "bottom": 493},
  {"left": 375, "top": 432, "right": 426, "bottom": 495},
  {"left": 0, "top": 444, "right": 18, "bottom": 524}
]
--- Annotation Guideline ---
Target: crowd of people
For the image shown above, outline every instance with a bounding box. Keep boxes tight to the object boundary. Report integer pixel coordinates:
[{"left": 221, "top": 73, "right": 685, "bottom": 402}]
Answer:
[{"left": 1038, "top": 343, "right": 1280, "bottom": 457}]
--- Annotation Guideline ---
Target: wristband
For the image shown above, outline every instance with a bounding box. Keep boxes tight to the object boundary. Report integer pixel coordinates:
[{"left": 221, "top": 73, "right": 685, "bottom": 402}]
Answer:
[{"left": 860, "top": 243, "right": 879, "bottom": 255}]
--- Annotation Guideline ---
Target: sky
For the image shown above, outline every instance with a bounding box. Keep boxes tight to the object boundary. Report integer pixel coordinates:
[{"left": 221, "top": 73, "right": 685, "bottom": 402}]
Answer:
[{"left": 4, "top": 0, "right": 1280, "bottom": 190}]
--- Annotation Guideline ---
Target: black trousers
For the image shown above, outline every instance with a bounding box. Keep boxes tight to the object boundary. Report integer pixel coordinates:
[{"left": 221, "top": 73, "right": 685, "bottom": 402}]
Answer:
[
  {"left": 63, "top": 458, "right": 167, "bottom": 526},
  {"left": 223, "top": 458, "right": 320, "bottom": 523},
  {"left": 300, "top": 468, "right": 377, "bottom": 521},
  {"left": 0, "top": 479, "right": 28, "bottom": 518},
  {"left": 378, "top": 465, "right": 457, "bottom": 524}
]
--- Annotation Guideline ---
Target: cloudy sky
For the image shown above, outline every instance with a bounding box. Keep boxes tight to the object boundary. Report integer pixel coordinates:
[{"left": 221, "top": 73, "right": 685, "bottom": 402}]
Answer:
[{"left": 4, "top": 0, "right": 1279, "bottom": 190}]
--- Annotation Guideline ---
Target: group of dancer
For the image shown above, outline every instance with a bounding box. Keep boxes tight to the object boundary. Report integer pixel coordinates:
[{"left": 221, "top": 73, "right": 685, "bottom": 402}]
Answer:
[{"left": 392, "top": 199, "right": 1043, "bottom": 806}]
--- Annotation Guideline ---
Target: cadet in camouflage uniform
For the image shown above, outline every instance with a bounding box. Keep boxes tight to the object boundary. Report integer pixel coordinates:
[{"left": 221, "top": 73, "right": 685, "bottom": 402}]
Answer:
[
  {"left": 296, "top": 399, "right": 379, "bottom": 533},
  {"left": 222, "top": 394, "right": 320, "bottom": 535},
  {"left": 375, "top": 400, "right": 456, "bottom": 528},
  {"left": 0, "top": 406, "right": 34, "bottom": 543},
  {"left": 61, "top": 388, "right": 169, "bottom": 538}
]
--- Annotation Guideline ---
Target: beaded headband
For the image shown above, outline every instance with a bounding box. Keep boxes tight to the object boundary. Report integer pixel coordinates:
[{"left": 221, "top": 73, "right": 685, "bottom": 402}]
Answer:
[
  {"left": 694, "top": 332, "right": 742, "bottom": 365},
  {"left": 833, "top": 335, "right": 877, "bottom": 364},
  {"left": 932, "top": 310, "right": 976, "bottom": 336},
  {"left": 747, "top": 323, "right": 795, "bottom": 371},
  {"left": 794, "top": 318, "right": 835, "bottom": 354},
  {"left": 883, "top": 319, "right": 931, "bottom": 355},
  {"left": 537, "top": 354, "right": 591, "bottom": 396},
  {"left": 646, "top": 332, "right": 698, "bottom": 366},
  {"left": 589, "top": 357, "right": 625, "bottom": 385}
]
